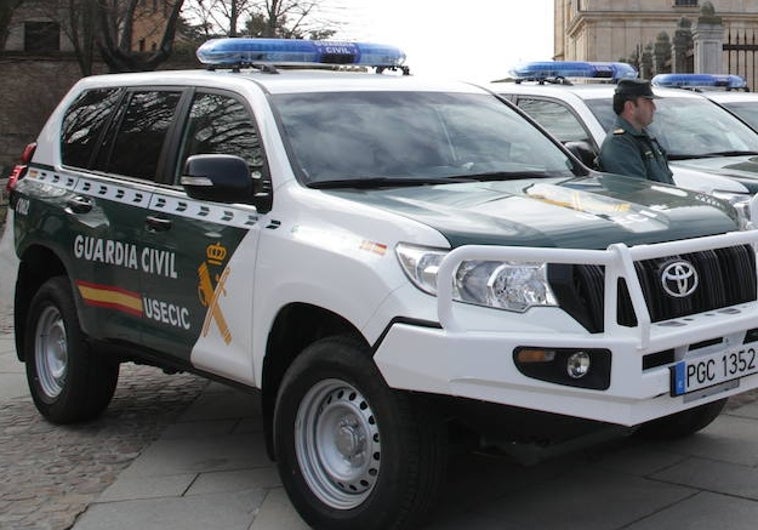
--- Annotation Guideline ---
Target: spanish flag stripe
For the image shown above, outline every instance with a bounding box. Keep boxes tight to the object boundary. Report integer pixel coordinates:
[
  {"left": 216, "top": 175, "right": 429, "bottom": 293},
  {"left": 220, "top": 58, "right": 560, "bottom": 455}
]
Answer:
[{"left": 75, "top": 280, "right": 143, "bottom": 315}]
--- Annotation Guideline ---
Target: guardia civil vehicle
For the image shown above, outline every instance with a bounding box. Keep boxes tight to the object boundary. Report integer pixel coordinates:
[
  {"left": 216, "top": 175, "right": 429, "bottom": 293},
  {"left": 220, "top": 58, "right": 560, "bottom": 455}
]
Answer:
[
  {"left": 495, "top": 62, "right": 758, "bottom": 208},
  {"left": 650, "top": 72, "right": 758, "bottom": 133},
  {"left": 8, "top": 40, "right": 758, "bottom": 530}
]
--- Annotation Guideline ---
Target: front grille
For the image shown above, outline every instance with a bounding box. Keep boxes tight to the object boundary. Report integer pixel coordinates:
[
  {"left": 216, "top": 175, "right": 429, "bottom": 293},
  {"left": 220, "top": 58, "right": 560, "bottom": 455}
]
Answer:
[{"left": 549, "top": 244, "right": 756, "bottom": 333}]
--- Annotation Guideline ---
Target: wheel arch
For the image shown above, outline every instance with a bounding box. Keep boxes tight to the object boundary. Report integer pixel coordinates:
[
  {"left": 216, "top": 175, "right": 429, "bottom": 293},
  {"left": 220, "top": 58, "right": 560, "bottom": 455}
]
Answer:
[
  {"left": 261, "top": 302, "right": 367, "bottom": 460},
  {"left": 14, "top": 244, "right": 68, "bottom": 361}
]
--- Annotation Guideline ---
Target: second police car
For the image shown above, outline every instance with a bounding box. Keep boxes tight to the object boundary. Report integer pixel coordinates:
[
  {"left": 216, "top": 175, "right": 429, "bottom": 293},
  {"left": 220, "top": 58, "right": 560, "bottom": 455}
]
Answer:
[
  {"left": 7, "top": 41, "right": 758, "bottom": 530},
  {"left": 495, "top": 62, "right": 758, "bottom": 212}
]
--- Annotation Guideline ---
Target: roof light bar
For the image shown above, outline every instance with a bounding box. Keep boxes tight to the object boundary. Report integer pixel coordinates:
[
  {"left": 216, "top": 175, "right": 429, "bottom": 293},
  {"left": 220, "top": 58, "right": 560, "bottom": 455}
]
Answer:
[
  {"left": 510, "top": 61, "right": 638, "bottom": 83},
  {"left": 196, "top": 38, "right": 406, "bottom": 68},
  {"left": 652, "top": 73, "right": 748, "bottom": 90}
]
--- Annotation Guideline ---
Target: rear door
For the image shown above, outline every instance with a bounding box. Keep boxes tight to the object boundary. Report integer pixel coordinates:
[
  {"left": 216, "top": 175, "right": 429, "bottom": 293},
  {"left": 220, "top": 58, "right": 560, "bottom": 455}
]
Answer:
[{"left": 68, "top": 88, "right": 185, "bottom": 346}]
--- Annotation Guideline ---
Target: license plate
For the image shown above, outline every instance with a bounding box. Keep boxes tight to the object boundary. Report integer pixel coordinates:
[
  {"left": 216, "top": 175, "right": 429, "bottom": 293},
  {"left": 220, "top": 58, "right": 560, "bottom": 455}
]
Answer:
[{"left": 670, "top": 346, "right": 758, "bottom": 396}]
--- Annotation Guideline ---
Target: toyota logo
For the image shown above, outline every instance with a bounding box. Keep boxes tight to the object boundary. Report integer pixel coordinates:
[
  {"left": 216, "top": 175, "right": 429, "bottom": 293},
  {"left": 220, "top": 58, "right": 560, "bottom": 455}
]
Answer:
[{"left": 660, "top": 260, "right": 699, "bottom": 298}]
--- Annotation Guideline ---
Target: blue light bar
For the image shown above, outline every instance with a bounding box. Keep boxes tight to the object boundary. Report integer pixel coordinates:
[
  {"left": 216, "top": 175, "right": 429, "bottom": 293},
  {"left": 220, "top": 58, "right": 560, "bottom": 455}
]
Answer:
[
  {"left": 651, "top": 73, "right": 747, "bottom": 90},
  {"left": 510, "top": 61, "right": 638, "bottom": 82},
  {"left": 196, "top": 38, "right": 406, "bottom": 67}
]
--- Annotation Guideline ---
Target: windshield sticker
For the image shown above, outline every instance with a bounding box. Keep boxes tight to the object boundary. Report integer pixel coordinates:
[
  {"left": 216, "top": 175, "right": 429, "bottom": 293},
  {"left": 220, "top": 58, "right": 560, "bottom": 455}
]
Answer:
[{"left": 198, "top": 243, "right": 232, "bottom": 345}]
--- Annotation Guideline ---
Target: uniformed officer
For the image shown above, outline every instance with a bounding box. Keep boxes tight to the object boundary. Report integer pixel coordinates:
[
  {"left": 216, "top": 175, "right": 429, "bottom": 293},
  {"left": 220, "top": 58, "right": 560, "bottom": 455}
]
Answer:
[{"left": 597, "top": 78, "right": 674, "bottom": 185}]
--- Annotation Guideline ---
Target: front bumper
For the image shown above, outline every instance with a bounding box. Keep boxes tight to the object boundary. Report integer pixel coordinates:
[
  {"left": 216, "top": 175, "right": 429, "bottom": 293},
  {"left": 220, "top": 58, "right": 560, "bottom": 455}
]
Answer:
[{"left": 374, "top": 230, "right": 758, "bottom": 426}]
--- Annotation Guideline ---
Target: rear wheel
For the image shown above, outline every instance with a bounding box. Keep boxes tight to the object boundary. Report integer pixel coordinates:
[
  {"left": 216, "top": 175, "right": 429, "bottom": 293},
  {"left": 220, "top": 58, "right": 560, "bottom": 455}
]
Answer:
[
  {"left": 25, "top": 276, "right": 119, "bottom": 423},
  {"left": 273, "top": 336, "right": 446, "bottom": 530},
  {"left": 634, "top": 399, "right": 727, "bottom": 440}
]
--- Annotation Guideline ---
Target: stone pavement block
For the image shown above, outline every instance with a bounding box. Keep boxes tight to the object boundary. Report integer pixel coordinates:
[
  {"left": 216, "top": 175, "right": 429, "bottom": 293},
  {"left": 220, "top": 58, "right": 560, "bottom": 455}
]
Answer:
[
  {"left": 187, "top": 467, "right": 281, "bottom": 495},
  {"left": 98, "top": 473, "right": 197, "bottom": 502},
  {"left": 0, "top": 336, "right": 16, "bottom": 356},
  {"left": 726, "top": 401, "right": 758, "bottom": 420},
  {"left": 74, "top": 489, "right": 264, "bottom": 530},
  {"left": 583, "top": 440, "right": 688, "bottom": 477},
  {"left": 425, "top": 467, "right": 695, "bottom": 530},
  {"left": 650, "top": 456, "right": 758, "bottom": 499},
  {"left": 160, "top": 418, "right": 239, "bottom": 439},
  {"left": 177, "top": 384, "right": 261, "bottom": 422},
  {"left": 250, "top": 487, "right": 310, "bottom": 530},
  {"left": 662, "top": 415, "right": 758, "bottom": 466},
  {"left": 0, "top": 349, "right": 22, "bottom": 371},
  {"left": 624, "top": 491, "right": 758, "bottom": 530},
  {"left": 119, "top": 433, "right": 270, "bottom": 478},
  {"left": 0, "top": 372, "right": 28, "bottom": 401}
]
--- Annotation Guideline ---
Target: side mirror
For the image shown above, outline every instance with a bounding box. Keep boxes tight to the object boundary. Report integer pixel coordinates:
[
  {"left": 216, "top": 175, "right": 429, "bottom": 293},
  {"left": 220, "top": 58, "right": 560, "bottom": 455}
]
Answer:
[{"left": 181, "top": 154, "right": 252, "bottom": 203}]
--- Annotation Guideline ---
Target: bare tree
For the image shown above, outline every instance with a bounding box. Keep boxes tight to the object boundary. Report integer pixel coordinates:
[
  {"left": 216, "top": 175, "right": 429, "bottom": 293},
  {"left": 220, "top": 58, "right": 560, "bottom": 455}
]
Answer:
[
  {"left": 97, "top": 0, "right": 187, "bottom": 72},
  {"left": 17, "top": 0, "right": 187, "bottom": 74},
  {"left": 184, "top": 0, "right": 337, "bottom": 39},
  {"left": 186, "top": 0, "right": 252, "bottom": 37}
]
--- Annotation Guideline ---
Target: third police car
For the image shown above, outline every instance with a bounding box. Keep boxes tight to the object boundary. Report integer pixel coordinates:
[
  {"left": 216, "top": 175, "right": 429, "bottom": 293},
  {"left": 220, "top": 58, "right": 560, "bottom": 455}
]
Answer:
[{"left": 7, "top": 41, "right": 758, "bottom": 530}]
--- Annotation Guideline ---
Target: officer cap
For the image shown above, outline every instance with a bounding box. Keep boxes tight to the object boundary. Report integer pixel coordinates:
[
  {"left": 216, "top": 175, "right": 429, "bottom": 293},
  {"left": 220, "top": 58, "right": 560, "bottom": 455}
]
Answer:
[{"left": 614, "top": 78, "right": 659, "bottom": 100}]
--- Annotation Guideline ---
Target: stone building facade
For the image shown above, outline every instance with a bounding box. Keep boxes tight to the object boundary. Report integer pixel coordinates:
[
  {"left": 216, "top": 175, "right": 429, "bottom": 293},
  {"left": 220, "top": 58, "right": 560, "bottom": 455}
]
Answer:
[{"left": 554, "top": 0, "right": 758, "bottom": 82}]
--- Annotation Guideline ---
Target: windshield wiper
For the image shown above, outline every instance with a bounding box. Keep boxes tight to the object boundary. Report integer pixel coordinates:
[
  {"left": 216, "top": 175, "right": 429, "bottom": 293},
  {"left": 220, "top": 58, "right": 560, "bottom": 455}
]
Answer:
[
  {"left": 308, "top": 176, "right": 476, "bottom": 189},
  {"left": 669, "top": 150, "right": 758, "bottom": 160},
  {"left": 462, "top": 171, "right": 552, "bottom": 181}
]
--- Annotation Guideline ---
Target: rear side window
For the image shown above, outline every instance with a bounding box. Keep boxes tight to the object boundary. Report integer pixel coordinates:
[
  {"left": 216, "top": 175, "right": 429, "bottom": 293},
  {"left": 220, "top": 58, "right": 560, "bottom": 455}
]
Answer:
[
  {"left": 176, "top": 92, "right": 263, "bottom": 181},
  {"left": 61, "top": 88, "right": 122, "bottom": 168},
  {"left": 103, "top": 90, "right": 182, "bottom": 180},
  {"left": 516, "top": 98, "right": 592, "bottom": 145}
]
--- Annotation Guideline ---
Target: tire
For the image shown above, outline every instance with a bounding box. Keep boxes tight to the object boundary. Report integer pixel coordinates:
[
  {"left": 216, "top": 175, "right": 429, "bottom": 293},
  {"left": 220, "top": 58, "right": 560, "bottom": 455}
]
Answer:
[
  {"left": 273, "top": 336, "right": 447, "bottom": 530},
  {"left": 634, "top": 398, "right": 727, "bottom": 440},
  {"left": 24, "top": 276, "right": 120, "bottom": 424}
]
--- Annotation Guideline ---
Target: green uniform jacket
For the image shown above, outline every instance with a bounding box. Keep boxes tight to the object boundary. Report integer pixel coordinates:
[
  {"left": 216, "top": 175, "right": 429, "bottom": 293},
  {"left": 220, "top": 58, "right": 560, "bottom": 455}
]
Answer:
[{"left": 598, "top": 116, "right": 675, "bottom": 185}]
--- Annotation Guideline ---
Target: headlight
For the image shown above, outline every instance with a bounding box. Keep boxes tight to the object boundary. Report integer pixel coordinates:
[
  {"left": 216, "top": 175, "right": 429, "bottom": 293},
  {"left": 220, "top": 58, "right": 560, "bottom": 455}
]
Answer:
[
  {"left": 710, "top": 190, "right": 751, "bottom": 229},
  {"left": 396, "top": 244, "right": 557, "bottom": 312}
]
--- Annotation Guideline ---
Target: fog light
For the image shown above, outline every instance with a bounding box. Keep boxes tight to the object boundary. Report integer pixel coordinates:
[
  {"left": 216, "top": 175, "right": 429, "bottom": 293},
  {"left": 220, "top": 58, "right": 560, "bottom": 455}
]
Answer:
[{"left": 567, "top": 351, "right": 590, "bottom": 379}]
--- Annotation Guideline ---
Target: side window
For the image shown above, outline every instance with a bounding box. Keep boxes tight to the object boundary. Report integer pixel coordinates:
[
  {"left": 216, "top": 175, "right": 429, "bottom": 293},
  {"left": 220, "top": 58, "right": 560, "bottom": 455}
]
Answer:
[
  {"left": 517, "top": 98, "right": 592, "bottom": 145},
  {"left": 61, "top": 88, "right": 122, "bottom": 169},
  {"left": 104, "top": 90, "right": 182, "bottom": 180},
  {"left": 176, "top": 92, "right": 263, "bottom": 181}
]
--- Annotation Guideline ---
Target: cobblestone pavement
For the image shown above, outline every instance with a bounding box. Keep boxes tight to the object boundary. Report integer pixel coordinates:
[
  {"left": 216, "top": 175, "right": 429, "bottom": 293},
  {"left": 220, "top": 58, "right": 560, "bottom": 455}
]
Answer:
[
  {"left": 1, "top": 204, "right": 211, "bottom": 529},
  {"left": 0, "top": 366, "right": 209, "bottom": 530}
]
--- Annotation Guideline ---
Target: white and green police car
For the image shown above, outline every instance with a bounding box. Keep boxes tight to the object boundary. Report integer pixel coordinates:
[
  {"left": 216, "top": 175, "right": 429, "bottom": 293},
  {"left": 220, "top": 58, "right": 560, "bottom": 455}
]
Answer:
[
  {"left": 651, "top": 72, "right": 758, "bottom": 135},
  {"left": 7, "top": 40, "right": 758, "bottom": 530},
  {"left": 495, "top": 62, "right": 758, "bottom": 205}
]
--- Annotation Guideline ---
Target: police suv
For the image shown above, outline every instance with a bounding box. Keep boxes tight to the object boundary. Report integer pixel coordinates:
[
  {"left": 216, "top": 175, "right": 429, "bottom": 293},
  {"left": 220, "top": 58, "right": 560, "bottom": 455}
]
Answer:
[
  {"left": 7, "top": 40, "right": 758, "bottom": 530},
  {"left": 653, "top": 73, "right": 758, "bottom": 136},
  {"left": 495, "top": 62, "right": 758, "bottom": 207}
]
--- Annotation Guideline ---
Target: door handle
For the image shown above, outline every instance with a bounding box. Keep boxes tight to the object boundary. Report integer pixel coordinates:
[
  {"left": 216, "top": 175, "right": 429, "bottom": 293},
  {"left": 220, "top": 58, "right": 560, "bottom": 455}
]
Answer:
[
  {"left": 65, "top": 196, "right": 93, "bottom": 214},
  {"left": 145, "top": 215, "right": 172, "bottom": 233}
]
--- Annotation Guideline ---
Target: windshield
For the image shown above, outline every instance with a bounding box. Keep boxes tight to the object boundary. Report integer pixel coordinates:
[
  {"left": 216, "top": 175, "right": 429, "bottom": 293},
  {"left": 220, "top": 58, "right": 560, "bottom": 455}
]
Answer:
[
  {"left": 585, "top": 95, "right": 758, "bottom": 158},
  {"left": 272, "top": 91, "right": 576, "bottom": 187},
  {"left": 718, "top": 101, "right": 758, "bottom": 132}
]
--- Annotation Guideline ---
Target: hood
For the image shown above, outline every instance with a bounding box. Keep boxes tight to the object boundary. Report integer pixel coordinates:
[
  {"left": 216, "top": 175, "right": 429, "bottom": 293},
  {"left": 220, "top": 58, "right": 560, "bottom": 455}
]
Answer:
[
  {"left": 673, "top": 155, "right": 758, "bottom": 194},
  {"left": 326, "top": 174, "right": 739, "bottom": 249}
]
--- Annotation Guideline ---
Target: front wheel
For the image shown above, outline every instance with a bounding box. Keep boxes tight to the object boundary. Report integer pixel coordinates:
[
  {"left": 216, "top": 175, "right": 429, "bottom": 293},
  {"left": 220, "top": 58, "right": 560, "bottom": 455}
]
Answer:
[
  {"left": 634, "top": 398, "right": 727, "bottom": 440},
  {"left": 24, "top": 276, "right": 119, "bottom": 423},
  {"left": 273, "top": 336, "right": 446, "bottom": 530}
]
